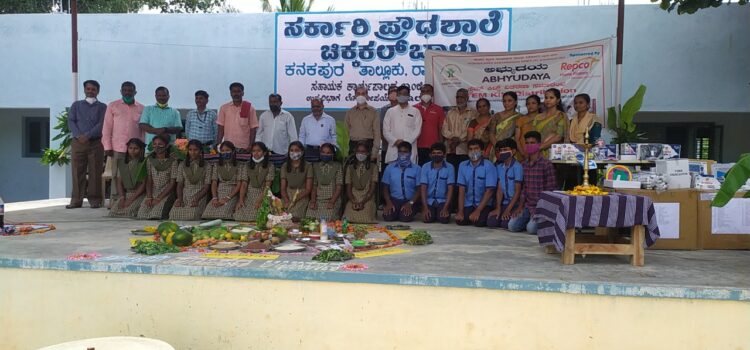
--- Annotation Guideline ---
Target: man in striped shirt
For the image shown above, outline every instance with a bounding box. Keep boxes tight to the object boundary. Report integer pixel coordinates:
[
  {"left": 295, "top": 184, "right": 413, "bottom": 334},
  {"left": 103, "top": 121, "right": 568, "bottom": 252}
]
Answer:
[
  {"left": 509, "top": 130, "right": 558, "bottom": 234},
  {"left": 184, "top": 90, "right": 217, "bottom": 146}
]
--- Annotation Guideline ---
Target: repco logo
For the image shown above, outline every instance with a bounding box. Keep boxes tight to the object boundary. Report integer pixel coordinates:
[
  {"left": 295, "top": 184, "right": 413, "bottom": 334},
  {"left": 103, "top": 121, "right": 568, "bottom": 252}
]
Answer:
[{"left": 560, "top": 57, "right": 599, "bottom": 71}]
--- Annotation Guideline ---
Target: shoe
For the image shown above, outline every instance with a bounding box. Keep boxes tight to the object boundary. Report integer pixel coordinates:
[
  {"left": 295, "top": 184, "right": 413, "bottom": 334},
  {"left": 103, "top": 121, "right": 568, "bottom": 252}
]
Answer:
[{"left": 65, "top": 204, "right": 82, "bottom": 209}]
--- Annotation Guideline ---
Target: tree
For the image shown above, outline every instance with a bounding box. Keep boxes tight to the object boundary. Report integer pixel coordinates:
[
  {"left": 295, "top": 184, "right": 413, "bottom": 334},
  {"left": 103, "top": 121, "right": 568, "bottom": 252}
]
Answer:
[
  {"left": 652, "top": 0, "right": 747, "bottom": 14},
  {"left": 260, "top": 0, "right": 334, "bottom": 12},
  {"left": 0, "top": 0, "right": 236, "bottom": 14}
]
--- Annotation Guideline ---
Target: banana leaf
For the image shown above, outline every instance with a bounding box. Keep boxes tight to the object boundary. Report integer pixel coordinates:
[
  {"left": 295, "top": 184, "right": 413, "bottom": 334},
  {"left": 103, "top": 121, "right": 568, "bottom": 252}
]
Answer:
[
  {"left": 621, "top": 85, "right": 646, "bottom": 132},
  {"left": 711, "top": 153, "right": 750, "bottom": 207},
  {"left": 335, "top": 121, "right": 350, "bottom": 161}
]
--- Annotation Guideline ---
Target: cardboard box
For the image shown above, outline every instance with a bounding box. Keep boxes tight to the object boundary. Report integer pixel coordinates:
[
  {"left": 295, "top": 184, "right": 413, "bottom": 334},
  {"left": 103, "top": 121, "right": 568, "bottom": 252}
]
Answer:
[
  {"left": 593, "top": 145, "right": 618, "bottom": 161},
  {"left": 711, "top": 163, "right": 735, "bottom": 182},
  {"left": 662, "top": 144, "right": 682, "bottom": 159},
  {"left": 688, "top": 159, "right": 715, "bottom": 175},
  {"left": 619, "top": 143, "right": 637, "bottom": 160},
  {"left": 667, "top": 174, "right": 692, "bottom": 189},
  {"left": 615, "top": 189, "right": 699, "bottom": 250},
  {"left": 603, "top": 179, "right": 641, "bottom": 189},
  {"left": 636, "top": 143, "right": 664, "bottom": 161},
  {"left": 549, "top": 144, "right": 592, "bottom": 161},
  {"left": 697, "top": 191, "right": 750, "bottom": 249},
  {"left": 656, "top": 159, "right": 689, "bottom": 176}
]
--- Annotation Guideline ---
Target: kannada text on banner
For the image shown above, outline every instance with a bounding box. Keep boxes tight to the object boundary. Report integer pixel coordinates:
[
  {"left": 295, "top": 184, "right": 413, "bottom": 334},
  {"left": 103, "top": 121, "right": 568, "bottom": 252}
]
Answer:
[
  {"left": 275, "top": 9, "right": 511, "bottom": 109},
  {"left": 425, "top": 39, "right": 612, "bottom": 117}
]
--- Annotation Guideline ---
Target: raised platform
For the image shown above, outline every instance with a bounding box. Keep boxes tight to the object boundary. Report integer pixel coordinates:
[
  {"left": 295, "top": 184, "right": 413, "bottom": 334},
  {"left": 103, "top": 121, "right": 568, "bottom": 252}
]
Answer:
[{"left": 2, "top": 200, "right": 749, "bottom": 349}]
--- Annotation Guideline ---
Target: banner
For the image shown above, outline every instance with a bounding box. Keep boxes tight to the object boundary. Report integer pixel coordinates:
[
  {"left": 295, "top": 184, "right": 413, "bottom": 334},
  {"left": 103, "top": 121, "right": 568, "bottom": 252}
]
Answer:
[
  {"left": 425, "top": 39, "right": 611, "bottom": 119},
  {"left": 275, "top": 9, "right": 511, "bottom": 109}
]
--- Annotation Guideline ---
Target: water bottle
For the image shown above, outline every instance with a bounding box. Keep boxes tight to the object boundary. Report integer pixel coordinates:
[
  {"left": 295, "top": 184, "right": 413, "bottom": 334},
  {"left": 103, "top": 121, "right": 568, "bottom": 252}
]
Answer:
[{"left": 319, "top": 217, "right": 328, "bottom": 242}]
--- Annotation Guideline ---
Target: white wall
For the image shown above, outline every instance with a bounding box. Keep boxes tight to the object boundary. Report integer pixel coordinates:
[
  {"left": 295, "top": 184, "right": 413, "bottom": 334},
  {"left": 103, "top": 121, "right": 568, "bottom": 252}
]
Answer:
[{"left": 0, "top": 5, "right": 748, "bottom": 198}]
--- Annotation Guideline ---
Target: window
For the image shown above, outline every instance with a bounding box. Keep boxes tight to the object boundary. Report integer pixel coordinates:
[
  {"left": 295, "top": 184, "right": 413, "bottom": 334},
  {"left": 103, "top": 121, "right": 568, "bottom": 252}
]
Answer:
[{"left": 23, "top": 117, "right": 50, "bottom": 158}]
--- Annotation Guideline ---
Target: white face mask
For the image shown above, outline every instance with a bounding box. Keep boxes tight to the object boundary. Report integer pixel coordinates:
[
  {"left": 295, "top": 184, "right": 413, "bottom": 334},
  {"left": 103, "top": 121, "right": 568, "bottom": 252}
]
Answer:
[
  {"left": 355, "top": 153, "right": 368, "bottom": 162},
  {"left": 85, "top": 97, "right": 97, "bottom": 104},
  {"left": 355, "top": 95, "right": 367, "bottom": 105},
  {"left": 289, "top": 152, "right": 302, "bottom": 160},
  {"left": 252, "top": 156, "right": 265, "bottom": 163},
  {"left": 420, "top": 94, "right": 432, "bottom": 103}
]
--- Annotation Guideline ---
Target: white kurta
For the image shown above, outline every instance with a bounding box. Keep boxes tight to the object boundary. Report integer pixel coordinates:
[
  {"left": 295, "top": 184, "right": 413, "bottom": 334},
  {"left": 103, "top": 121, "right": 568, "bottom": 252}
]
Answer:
[{"left": 383, "top": 104, "right": 422, "bottom": 163}]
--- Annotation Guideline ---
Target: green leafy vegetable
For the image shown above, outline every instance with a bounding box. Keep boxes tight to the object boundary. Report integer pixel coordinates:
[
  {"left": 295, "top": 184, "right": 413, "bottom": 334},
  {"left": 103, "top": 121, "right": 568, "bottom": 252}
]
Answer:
[
  {"left": 133, "top": 240, "right": 181, "bottom": 255},
  {"left": 312, "top": 249, "right": 353, "bottom": 262},
  {"left": 404, "top": 230, "right": 433, "bottom": 245}
]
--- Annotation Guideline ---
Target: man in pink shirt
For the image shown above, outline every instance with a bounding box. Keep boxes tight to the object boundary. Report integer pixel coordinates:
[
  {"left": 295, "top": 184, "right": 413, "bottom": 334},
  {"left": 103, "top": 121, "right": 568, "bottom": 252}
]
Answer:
[
  {"left": 216, "top": 82, "right": 259, "bottom": 152},
  {"left": 414, "top": 83, "right": 445, "bottom": 166},
  {"left": 102, "top": 81, "right": 145, "bottom": 203}
]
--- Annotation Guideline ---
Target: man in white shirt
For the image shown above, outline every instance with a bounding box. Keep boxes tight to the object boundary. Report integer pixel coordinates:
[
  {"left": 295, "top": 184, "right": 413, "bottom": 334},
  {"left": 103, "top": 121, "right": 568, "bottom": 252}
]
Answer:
[
  {"left": 256, "top": 93, "right": 298, "bottom": 155},
  {"left": 299, "top": 98, "right": 337, "bottom": 162},
  {"left": 383, "top": 84, "right": 422, "bottom": 164}
]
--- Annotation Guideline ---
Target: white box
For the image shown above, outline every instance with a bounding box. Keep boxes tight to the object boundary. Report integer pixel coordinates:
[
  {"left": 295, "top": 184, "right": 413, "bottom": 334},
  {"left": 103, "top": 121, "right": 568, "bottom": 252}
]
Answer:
[
  {"left": 550, "top": 144, "right": 588, "bottom": 161},
  {"left": 662, "top": 144, "right": 682, "bottom": 159},
  {"left": 619, "top": 143, "right": 637, "bottom": 160},
  {"left": 656, "top": 159, "right": 689, "bottom": 176},
  {"left": 636, "top": 143, "right": 663, "bottom": 161},
  {"left": 603, "top": 180, "right": 642, "bottom": 189},
  {"left": 667, "top": 174, "right": 692, "bottom": 189},
  {"left": 711, "top": 163, "right": 735, "bottom": 182}
]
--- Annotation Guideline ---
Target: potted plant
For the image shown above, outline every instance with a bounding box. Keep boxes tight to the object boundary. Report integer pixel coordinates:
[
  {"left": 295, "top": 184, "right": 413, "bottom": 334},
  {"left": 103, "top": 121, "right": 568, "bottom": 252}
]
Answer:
[
  {"left": 40, "top": 110, "right": 72, "bottom": 166},
  {"left": 606, "top": 84, "right": 648, "bottom": 144}
]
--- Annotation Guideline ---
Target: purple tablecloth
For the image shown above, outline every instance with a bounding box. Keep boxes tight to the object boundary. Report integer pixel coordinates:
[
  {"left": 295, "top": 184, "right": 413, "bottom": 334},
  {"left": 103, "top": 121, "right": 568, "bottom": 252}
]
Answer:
[{"left": 535, "top": 191, "right": 660, "bottom": 252}]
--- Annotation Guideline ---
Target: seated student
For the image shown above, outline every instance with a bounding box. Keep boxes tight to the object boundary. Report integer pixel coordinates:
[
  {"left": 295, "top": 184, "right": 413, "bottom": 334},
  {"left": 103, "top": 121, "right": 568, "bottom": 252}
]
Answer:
[
  {"left": 488, "top": 138, "right": 524, "bottom": 229},
  {"left": 343, "top": 141, "right": 379, "bottom": 223},
  {"left": 234, "top": 142, "right": 275, "bottom": 222},
  {"left": 280, "top": 141, "right": 313, "bottom": 221},
  {"left": 308, "top": 143, "right": 343, "bottom": 220},
  {"left": 420, "top": 142, "right": 455, "bottom": 224},
  {"left": 509, "top": 131, "right": 557, "bottom": 234},
  {"left": 137, "top": 134, "right": 178, "bottom": 220},
  {"left": 169, "top": 139, "right": 212, "bottom": 221},
  {"left": 455, "top": 139, "right": 497, "bottom": 227},
  {"left": 382, "top": 141, "right": 421, "bottom": 222},
  {"left": 109, "top": 138, "right": 147, "bottom": 218},
  {"left": 201, "top": 141, "right": 242, "bottom": 220}
]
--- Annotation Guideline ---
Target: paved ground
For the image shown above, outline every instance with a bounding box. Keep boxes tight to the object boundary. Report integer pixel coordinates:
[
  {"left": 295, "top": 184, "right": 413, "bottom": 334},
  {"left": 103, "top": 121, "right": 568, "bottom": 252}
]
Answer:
[{"left": 2, "top": 200, "right": 749, "bottom": 299}]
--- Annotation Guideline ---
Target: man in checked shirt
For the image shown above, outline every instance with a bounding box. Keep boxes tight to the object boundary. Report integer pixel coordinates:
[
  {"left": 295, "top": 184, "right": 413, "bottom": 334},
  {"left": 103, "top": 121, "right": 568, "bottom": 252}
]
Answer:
[{"left": 509, "top": 131, "right": 558, "bottom": 234}]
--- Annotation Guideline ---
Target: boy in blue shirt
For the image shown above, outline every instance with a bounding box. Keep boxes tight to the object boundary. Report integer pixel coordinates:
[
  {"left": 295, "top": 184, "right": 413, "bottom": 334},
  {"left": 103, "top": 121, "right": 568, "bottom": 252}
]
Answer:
[
  {"left": 420, "top": 142, "right": 455, "bottom": 224},
  {"left": 456, "top": 139, "right": 497, "bottom": 227},
  {"left": 488, "top": 138, "right": 524, "bottom": 229},
  {"left": 382, "top": 141, "right": 421, "bottom": 222}
]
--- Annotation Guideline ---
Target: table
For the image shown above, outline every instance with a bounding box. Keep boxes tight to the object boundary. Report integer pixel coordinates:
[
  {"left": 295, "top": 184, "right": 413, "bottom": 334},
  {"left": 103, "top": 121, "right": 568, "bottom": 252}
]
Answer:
[
  {"left": 535, "top": 191, "right": 660, "bottom": 266},
  {"left": 37, "top": 336, "right": 175, "bottom": 350}
]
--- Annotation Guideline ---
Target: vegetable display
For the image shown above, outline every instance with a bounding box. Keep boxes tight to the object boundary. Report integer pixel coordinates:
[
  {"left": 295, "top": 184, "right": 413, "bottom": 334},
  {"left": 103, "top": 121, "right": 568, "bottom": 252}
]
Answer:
[
  {"left": 300, "top": 217, "right": 319, "bottom": 232},
  {"left": 404, "top": 230, "right": 433, "bottom": 245},
  {"left": 133, "top": 240, "right": 181, "bottom": 255},
  {"left": 312, "top": 249, "right": 353, "bottom": 262}
]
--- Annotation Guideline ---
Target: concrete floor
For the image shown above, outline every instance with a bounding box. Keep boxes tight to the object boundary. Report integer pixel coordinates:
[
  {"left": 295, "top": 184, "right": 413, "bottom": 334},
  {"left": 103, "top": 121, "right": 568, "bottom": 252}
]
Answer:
[{"left": 2, "top": 200, "right": 749, "bottom": 299}]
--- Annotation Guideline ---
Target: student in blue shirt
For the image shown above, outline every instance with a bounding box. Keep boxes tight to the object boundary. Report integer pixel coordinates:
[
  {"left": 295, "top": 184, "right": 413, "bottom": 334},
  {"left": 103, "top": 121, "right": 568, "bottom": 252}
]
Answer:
[
  {"left": 488, "top": 138, "right": 524, "bottom": 229},
  {"left": 420, "top": 142, "right": 455, "bottom": 224},
  {"left": 382, "top": 141, "right": 421, "bottom": 222},
  {"left": 456, "top": 139, "right": 497, "bottom": 227}
]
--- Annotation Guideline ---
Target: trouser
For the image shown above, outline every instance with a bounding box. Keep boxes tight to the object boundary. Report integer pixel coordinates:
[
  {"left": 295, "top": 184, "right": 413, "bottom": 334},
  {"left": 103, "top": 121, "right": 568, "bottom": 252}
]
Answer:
[
  {"left": 417, "top": 148, "right": 431, "bottom": 166},
  {"left": 456, "top": 205, "right": 492, "bottom": 227},
  {"left": 487, "top": 203, "right": 521, "bottom": 229},
  {"left": 70, "top": 138, "right": 104, "bottom": 206},
  {"left": 383, "top": 198, "right": 420, "bottom": 222},
  {"left": 423, "top": 202, "right": 451, "bottom": 224},
  {"left": 109, "top": 151, "right": 127, "bottom": 202},
  {"left": 304, "top": 145, "right": 321, "bottom": 163},
  {"left": 507, "top": 208, "right": 538, "bottom": 234},
  {"left": 446, "top": 154, "right": 468, "bottom": 213}
]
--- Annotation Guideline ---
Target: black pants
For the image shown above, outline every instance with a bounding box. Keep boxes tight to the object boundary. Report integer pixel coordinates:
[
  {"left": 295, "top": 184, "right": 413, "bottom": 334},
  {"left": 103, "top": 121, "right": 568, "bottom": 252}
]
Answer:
[{"left": 417, "top": 148, "right": 431, "bottom": 166}]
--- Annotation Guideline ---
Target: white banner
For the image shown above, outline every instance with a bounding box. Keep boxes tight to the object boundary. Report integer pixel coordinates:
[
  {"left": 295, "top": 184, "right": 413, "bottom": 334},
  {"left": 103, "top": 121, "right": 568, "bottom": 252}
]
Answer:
[
  {"left": 275, "top": 9, "right": 511, "bottom": 109},
  {"left": 425, "top": 39, "right": 611, "bottom": 118}
]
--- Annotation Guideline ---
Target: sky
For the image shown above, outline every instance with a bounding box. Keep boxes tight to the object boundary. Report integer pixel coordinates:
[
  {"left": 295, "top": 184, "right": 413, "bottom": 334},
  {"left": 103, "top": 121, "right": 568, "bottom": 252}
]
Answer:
[{"left": 228, "top": 0, "right": 655, "bottom": 12}]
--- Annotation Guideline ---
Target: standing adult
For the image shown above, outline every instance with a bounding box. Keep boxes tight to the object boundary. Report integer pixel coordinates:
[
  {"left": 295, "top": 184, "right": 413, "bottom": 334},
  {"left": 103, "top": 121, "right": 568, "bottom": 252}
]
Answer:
[
  {"left": 216, "top": 82, "right": 259, "bottom": 152},
  {"left": 299, "top": 98, "right": 337, "bottom": 162},
  {"left": 139, "top": 86, "right": 183, "bottom": 146},
  {"left": 442, "top": 88, "right": 477, "bottom": 172},
  {"left": 256, "top": 93, "right": 298, "bottom": 156},
  {"left": 102, "top": 81, "right": 145, "bottom": 204},
  {"left": 345, "top": 86, "right": 380, "bottom": 161},
  {"left": 379, "top": 86, "right": 398, "bottom": 166},
  {"left": 383, "top": 85, "right": 422, "bottom": 164},
  {"left": 414, "top": 84, "right": 445, "bottom": 166},
  {"left": 184, "top": 90, "right": 218, "bottom": 147},
  {"left": 66, "top": 80, "right": 107, "bottom": 209}
]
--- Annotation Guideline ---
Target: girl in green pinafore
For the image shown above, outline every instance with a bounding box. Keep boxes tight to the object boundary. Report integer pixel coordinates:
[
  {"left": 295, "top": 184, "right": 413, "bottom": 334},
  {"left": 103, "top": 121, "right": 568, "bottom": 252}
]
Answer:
[
  {"left": 201, "top": 141, "right": 242, "bottom": 220},
  {"left": 307, "top": 143, "right": 343, "bottom": 220},
  {"left": 169, "top": 140, "right": 212, "bottom": 221},
  {"left": 137, "top": 134, "right": 178, "bottom": 220},
  {"left": 281, "top": 141, "right": 313, "bottom": 221},
  {"left": 234, "top": 142, "right": 274, "bottom": 222},
  {"left": 343, "top": 141, "right": 378, "bottom": 223},
  {"left": 109, "top": 138, "right": 147, "bottom": 218}
]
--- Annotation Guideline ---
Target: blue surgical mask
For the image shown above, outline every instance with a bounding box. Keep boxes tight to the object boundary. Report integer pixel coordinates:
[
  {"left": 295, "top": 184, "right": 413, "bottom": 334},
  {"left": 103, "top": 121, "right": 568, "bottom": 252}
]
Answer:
[
  {"left": 497, "top": 151, "right": 512, "bottom": 163},
  {"left": 221, "top": 152, "right": 232, "bottom": 160},
  {"left": 397, "top": 152, "right": 411, "bottom": 167},
  {"left": 320, "top": 154, "right": 333, "bottom": 162},
  {"left": 469, "top": 151, "right": 482, "bottom": 162}
]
